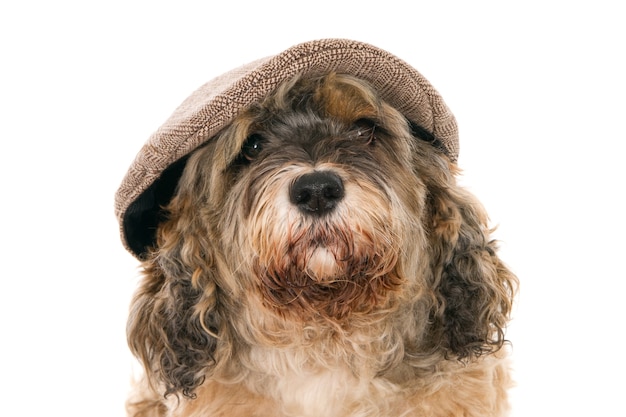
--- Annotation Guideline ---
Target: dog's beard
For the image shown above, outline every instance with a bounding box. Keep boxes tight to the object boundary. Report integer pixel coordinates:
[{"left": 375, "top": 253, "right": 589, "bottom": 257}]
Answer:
[{"left": 243, "top": 167, "right": 404, "bottom": 320}]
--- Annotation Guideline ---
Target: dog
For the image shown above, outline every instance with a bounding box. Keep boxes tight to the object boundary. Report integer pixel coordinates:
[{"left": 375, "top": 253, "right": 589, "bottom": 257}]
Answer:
[{"left": 124, "top": 72, "right": 517, "bottom": 416}]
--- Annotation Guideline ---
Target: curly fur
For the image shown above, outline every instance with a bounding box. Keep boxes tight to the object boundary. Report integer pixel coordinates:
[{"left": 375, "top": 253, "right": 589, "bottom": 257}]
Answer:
[{"left": 126, "top": 73, "right": 517, "bottom": 416}]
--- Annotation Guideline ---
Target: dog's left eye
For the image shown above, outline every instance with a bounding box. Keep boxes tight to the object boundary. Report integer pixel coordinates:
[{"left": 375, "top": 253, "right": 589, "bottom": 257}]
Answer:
[
  {"left": 241, "top": 133, "right": 266, "bottom": 161},
  {"left": 351, "top": 118, "right": 377, "bottom": 144}
]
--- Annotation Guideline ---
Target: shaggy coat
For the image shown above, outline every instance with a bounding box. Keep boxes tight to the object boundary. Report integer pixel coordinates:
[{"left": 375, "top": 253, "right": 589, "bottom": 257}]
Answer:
[{"left": 126, "top": 73, "right": 517, "bottom": 417}]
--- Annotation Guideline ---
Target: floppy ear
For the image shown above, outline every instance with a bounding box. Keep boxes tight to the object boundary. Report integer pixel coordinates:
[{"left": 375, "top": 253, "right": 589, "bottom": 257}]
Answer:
[
  {"left": 425, "top": 171, "right": 517, "bottom": 360},
  {"left": 127, "top": 192, "right": 221, "bottom": 399}
]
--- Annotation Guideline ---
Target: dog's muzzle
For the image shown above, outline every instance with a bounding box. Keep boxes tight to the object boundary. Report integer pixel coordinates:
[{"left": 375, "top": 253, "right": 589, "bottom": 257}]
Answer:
[{"left": 289, "top": 171, "right": 344, "bottom": 215}]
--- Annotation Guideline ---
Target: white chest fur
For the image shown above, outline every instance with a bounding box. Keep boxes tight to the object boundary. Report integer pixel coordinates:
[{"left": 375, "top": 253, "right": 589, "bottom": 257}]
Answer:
[{"left": 244, "top": 345, "right": 400, "bottom": 417}]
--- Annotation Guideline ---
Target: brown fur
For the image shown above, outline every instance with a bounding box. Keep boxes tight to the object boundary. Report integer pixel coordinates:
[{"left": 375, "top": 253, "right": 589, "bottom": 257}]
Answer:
[{"left": 126, "top": 73, "right": 517, "bottom": 416}]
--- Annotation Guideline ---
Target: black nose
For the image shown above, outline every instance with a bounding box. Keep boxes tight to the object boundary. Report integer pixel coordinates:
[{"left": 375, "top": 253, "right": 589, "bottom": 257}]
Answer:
[{"left": 289, "top": 171, "right": 345, "bottom": 215}]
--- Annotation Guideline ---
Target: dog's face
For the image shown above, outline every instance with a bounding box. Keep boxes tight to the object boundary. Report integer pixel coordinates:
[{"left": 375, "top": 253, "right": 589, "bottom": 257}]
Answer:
[
  {"left": 129, "top": 73, "right": 516, "bottom": 399},
  {"left": 196, "top": 74, "right": 430, "bottom": 320}
]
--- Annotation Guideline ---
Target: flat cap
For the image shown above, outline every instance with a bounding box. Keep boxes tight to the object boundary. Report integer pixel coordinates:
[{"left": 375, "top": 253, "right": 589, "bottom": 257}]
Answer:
[{"left": 115, "top": 38, "right": 458, "bottom": 259}]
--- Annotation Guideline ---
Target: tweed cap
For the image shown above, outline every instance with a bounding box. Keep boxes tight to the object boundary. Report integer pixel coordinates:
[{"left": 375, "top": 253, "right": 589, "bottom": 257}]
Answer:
[{"left": 115, "top": 38, "right": 459, "bottom": 259}]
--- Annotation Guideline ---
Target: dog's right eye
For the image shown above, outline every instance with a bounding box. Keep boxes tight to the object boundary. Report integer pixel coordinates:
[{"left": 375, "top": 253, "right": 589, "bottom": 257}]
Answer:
[{"left": 240, "top": 134, "right": 266, "bottom": 161}]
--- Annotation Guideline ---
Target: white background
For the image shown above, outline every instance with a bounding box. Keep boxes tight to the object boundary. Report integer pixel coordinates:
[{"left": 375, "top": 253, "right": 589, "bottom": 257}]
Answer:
[{"left": 1, "top": 1, "right": 624, "bottom": 416}]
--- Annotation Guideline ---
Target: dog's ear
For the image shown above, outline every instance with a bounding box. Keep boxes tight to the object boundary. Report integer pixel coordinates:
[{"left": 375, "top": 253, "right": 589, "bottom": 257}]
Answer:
[
  {"left": 425, "top": 175, "right": 517, "bottom": 360},
  {"left": 127, "top": 193, "right": 221, "bottom": 399}
]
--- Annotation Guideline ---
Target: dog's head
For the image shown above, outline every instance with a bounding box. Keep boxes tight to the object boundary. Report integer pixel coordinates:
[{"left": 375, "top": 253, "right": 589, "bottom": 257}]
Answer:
[{"left": 126, "top": 73, "right": 516, "bottom": 399}]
